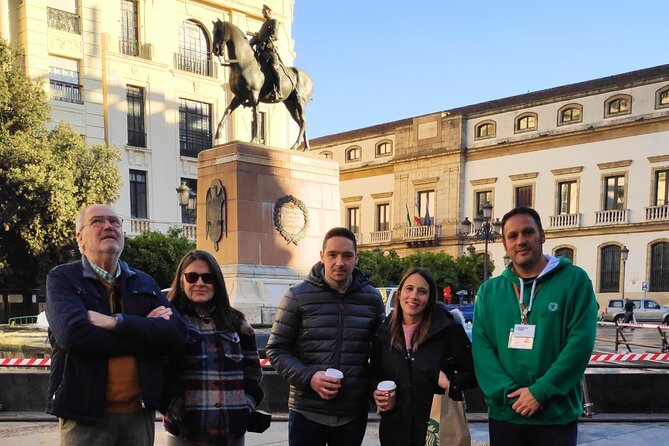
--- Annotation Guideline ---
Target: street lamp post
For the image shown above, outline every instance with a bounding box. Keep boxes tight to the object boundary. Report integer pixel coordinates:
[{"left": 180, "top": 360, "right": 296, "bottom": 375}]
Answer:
[
  {"left": 176, "top": 182, "right": 197, "bottom": 222},
  {"left": 620, "top": 245, "right": 629, "bottom": 299},
  {"left": 459, "top": 203, "right": 502, "bottom": 281}
]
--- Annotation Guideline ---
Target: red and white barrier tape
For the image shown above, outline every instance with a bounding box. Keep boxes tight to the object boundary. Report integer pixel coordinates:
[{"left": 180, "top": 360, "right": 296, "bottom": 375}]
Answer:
[
  {"left": 0, "top": 357, "right": 274, "bottom": 368},
  {"left": 4, "top": 354, "right": 669, "bottom": 368},
  {"left": 0, "top": 358, "right": 51, "bottom": 367},
  {"left": 589, "top": 352, "right": 669, "bottom": 362},
  {"left": 598, "top": 321, "right": 669, "bottom": 329}
]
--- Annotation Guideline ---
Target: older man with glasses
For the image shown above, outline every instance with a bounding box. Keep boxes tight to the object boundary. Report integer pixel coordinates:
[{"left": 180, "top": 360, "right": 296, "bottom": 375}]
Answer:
[{"left": 46, "top": 204, "right": 187, "bottom": 446}]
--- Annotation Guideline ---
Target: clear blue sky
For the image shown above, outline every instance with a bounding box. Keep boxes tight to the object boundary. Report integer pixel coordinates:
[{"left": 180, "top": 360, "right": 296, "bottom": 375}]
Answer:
[{"left": 291, "top": 1, "right": 669, "bottom": 138}]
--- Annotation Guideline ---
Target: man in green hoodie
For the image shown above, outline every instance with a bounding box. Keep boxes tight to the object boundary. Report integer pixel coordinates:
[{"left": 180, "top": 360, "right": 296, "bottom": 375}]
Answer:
[{"left": 472, "top": 206, "right": 597, "bottom": 446}]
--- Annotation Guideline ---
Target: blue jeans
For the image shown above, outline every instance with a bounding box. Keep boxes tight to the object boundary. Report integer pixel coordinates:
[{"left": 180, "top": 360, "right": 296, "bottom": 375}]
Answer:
[
  {"left": 288, "top": 410, "right": 368, "bottom": 446},
  {"left": 489, "top": 418, "right": 577, "bottom": 446}
]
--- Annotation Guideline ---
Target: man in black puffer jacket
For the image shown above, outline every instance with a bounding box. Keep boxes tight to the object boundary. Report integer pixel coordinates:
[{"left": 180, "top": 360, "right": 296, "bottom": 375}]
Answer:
[{"left": 266, "top": 227, "right": 385, "bottom": 446}]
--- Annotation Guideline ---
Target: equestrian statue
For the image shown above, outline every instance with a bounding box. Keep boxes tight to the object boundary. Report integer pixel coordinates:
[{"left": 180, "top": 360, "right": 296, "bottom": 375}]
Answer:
[{"left": 212, "top": 5, "right": 314, "bottom": 151}]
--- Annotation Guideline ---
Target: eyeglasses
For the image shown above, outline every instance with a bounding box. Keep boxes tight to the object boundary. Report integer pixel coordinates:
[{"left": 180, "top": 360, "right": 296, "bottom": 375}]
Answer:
[
  {"left": 84, "top": 215, "right": 123, "bottom": 228},
  {"left": 183, "top": 272, "right": 215, "bottom": 284}
]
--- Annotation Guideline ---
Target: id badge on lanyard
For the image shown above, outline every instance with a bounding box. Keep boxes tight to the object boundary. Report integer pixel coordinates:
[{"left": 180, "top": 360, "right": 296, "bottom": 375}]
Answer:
[{"left": 508, "top": 283, "right": 537, "bottom": 350}]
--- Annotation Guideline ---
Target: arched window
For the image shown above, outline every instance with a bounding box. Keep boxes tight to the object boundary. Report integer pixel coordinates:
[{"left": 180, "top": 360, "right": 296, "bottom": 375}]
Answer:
[
  {"left": 604, "top": 95, "right": 631, "bottom": 118},
  {"left": 177, "top": 20, "right": 212, "bottom": 76},
  {"left": 558, "top": 104, "right": 582, "bottom": 125},
  {"left": 475, "top": 120, "right": 496, "bottom": 140},
  {"left": 320, "top": 151, "right": 333, "bottom": 159},
  {"left": 599, "top": 245, "right": 621, "bottom": 292},
  {"left": 345, "top": 146, "right": 361, "bottom": 162},
  {"left": 656, "top": 86, "right": 669, "bottom": 109},
  {"left": 515, "top": 113, "right": 537, "bottom": 133},
  {"left": 650, "top": 241, "right": 669, "bottom": 291},
  {"left": 554, "top": 247, "right": 574, "bottom": 263},
  {"left": 375, "top": 141, "right": 392, "bottom": 157}
]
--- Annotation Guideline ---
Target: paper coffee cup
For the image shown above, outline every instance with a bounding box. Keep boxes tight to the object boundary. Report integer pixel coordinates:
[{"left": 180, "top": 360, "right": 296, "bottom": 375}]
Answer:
[
  {"left": 325, "top": 368, "right": 344, "bottom": 380},
  {"left": 377, "top": 380, "right": 396, "bottom": 392},
  {"left": 377, "top": 380, "right": 397, "bottom": 407}
]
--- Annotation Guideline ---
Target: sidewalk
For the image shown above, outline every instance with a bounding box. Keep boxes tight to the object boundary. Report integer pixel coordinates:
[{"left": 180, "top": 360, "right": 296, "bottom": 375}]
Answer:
[{"left": 2, "top": 413, "right": 669, "bottom": 445}]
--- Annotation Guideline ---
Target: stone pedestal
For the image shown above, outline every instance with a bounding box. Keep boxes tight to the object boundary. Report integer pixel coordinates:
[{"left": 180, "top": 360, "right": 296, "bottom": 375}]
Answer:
[{"left": 196, "top": 141, "right": 340, "bottom": 324}]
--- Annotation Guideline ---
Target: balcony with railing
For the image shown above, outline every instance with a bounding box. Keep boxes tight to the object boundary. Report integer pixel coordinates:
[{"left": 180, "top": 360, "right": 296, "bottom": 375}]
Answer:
[
  {"left": 369, "top": 230, "right": 391, "bottom": 244},
  {"left": 174, "top": 52, "right": 214, "bottom": 77},
  {"left": 47, "top": 7, "right": 80, "bottom": 34},
  {"left": 403, "top": 225, "right": 439, "bottom": 243},
  {"left": 128, "top": 129, "right": 146, "bottom": 148},
  {"left": 128, "top": 218, "right": 151, "bottom": 235},
  {"left": 49, "top": 80, "right": 83, "bottom": 104},
  {"left": 119, "top": 37, "right": 139, "bottom": 57},
  {"left": 646, "top": 205, "right": 669, "bottom": 221},
  {"left": 179, "top": 224, "right": 196, "bottom": 241},
  {"left": 594, "top": 209, "right": 628, "bottom": 225},
  {"left": 549, "top": 213, "right": 581, "bottom": 229}
]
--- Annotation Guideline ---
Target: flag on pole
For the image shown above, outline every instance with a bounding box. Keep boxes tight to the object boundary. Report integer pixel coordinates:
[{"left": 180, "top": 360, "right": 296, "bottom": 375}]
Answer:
[
  {"left": 424, "top": 196, "right": 432, "bottom": 226},
  {"left": 405, "top": 203, "right": 412, "bottom": 227},
  {"left": 413, "top": 201, "right": 422, "bottom": 226}
]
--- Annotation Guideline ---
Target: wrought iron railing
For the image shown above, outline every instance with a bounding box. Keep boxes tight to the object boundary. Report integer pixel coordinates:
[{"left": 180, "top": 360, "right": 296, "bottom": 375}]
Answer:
[
  {"left": 49, "top": 80, "right": 83, "bottom": 104},
  {"left": 119, "top": 37, "right": 139, "bottom": 57},
  {"left": 549, "top": 213, "right": 581, "bottom": 228},
  {"left": 47, "top": 7, "right": 80, "bottom": 34},
  {"left": 174, "top": 52, "right": 214, "bottom": 77},
  {"left": 128, "top": 129, "right": 146, "bottom": 148}
]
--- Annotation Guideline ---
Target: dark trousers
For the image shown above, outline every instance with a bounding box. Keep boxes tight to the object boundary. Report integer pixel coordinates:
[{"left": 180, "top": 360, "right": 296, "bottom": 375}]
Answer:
[
  {"left": 489, "top": 418, "right": 577, "bottom": 446},
  {"left": 59, "top": 410, "right": 155, "bottom": 446},
  {"left": 288, "top": 410, "right": 368, "bottom": 446}
]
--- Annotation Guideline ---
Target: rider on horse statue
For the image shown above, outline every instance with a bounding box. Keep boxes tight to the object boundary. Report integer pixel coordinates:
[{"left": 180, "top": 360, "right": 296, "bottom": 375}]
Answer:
[{"left": 250, "top": 5, "right": 284, "bottom": 100}]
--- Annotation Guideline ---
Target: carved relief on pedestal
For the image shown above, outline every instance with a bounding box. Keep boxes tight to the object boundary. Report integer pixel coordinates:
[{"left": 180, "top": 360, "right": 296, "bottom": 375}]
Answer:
[{"left": 273, "top": 195, "right": 309, "bottom": 245}]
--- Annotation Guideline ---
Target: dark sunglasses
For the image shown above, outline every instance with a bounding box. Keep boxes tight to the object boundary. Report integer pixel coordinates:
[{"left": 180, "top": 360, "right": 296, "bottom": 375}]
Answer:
[{"left": 183, "top": 272, "right": 215, "bottom": 284}]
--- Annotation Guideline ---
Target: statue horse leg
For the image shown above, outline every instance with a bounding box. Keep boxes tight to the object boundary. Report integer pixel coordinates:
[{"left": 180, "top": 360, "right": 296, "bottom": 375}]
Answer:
[
  {"left": 215, "top": 95, "right": 244, "bottom": 140},
  {"left": 283, "top": 93, "right": 309, "bottom": 151}
]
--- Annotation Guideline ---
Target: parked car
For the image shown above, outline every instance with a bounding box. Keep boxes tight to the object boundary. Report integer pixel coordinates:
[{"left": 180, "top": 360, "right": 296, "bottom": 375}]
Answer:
[{"left": 602, "top": 298, "right": 669, "bottom": 324}]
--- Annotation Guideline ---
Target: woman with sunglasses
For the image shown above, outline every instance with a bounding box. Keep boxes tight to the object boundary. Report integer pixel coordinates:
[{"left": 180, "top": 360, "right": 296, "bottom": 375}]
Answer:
[{"left": 163, "top": 250, "right": 263, "bottom": 446}]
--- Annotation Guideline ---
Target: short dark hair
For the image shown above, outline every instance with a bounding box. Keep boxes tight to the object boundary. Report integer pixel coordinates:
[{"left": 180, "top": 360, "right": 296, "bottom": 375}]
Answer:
[
  {"left": 322, "top": 227, "right": 357, "bottom": 252},
  {"left": 501, "top": 206, "right": 544, "bottom": 237}
]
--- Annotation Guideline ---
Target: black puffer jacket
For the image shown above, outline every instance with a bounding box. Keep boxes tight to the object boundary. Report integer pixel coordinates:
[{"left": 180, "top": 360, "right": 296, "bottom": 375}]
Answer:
[
  {"left": 371, "top": 304, "right": 475, "bottom": 446},
  {"left": 266, "top": 262, "right": 385, "bottom": 416}
]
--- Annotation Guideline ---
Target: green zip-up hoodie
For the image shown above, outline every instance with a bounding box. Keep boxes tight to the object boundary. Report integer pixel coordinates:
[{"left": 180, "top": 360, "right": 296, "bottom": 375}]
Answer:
[{"left": 472, "top": 255, "right": 597, "bottom": 425}]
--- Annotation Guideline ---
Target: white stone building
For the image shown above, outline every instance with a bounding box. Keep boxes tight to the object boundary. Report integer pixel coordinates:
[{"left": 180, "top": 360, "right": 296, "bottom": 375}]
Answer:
[
  {"left": 1, "top": 0, "right": 299, "bottom": 238},
  {"left": 311, "top": 65, "right": 669, "bottom": 306}
]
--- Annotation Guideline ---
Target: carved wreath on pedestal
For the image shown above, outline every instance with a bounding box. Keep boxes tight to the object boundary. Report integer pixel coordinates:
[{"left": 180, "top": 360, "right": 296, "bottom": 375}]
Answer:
[{"left": 273, "top": 195, "right": 309, "bottom": 245}]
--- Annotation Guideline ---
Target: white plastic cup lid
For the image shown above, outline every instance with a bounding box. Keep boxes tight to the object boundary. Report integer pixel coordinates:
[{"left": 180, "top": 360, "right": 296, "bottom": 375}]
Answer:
[
  {"left": 377, "top": 380, "right": 397, "bottom": 391},
  {"left": 325, "top": 368, "right": 344, "bottom": 379}
]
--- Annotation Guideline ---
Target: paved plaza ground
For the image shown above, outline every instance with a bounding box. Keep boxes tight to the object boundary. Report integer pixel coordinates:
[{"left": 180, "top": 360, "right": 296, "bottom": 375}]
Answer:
[{"left": 1, "top": 413, "right": 669, "bottom": 445}]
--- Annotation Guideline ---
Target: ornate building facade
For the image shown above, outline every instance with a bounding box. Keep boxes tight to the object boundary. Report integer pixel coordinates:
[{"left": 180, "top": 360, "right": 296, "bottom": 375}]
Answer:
[
  {"left": 311, "top": 65, "right": 669, "bottom": 305},
  {"left": 1, "top": 0, "right": 299, "bottom": 239}
]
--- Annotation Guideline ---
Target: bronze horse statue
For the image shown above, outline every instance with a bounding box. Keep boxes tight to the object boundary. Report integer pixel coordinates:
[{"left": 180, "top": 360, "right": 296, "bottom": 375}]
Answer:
[{"left": 212, "top": 18, "right": 313, "bottom": 151}]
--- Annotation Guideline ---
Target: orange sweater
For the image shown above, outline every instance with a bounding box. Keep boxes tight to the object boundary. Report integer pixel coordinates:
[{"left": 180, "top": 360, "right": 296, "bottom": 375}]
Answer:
[{"left": 100, "top": 280, "right": 142, "bottom": 413}]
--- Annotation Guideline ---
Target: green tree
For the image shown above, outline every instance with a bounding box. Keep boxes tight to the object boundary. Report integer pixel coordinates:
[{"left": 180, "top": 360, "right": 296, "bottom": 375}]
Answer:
[
  {"left": 358, "top": 248, "right": 492, "bottom": 296},
  {"left": 121, "top": 228, "right": 195, "bottom": 289},
  {"left": 0, "top": 40, "right": 120, "bottom": 289},
  {"left": 358, "top": 249, "right": 403, "bottom": 287}
]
